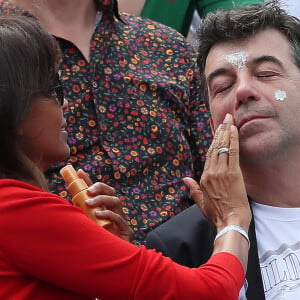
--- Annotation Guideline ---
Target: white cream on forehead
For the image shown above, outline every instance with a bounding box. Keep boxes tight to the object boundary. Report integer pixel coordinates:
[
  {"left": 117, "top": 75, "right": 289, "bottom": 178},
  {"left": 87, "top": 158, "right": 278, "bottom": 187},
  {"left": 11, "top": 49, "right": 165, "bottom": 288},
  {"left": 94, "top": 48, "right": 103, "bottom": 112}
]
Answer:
[
  {"left": 225, "top": 50, "right": 248, "bottom": 69},
  {"left": 274, "top": 90, "right": 287, "bottom": 101}
]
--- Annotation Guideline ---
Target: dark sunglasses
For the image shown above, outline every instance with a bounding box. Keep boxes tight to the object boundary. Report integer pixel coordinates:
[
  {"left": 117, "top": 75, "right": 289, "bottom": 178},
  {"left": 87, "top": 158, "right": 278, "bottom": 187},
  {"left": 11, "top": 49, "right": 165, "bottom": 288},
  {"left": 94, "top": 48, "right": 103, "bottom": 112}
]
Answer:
[{"left": 49, "top": 72, "right": 64, "bottom": 106}]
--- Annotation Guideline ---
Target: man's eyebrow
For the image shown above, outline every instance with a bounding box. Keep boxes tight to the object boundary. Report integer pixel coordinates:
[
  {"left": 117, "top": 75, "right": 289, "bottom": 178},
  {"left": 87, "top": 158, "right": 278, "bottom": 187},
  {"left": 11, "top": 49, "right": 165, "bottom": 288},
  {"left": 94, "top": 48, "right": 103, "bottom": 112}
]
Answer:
[
  {"left": 252, "top": 55, "right": 283, "bottom": 67},
  {"left": 206, "top": 68, "right": 229, "bottom": 86}
]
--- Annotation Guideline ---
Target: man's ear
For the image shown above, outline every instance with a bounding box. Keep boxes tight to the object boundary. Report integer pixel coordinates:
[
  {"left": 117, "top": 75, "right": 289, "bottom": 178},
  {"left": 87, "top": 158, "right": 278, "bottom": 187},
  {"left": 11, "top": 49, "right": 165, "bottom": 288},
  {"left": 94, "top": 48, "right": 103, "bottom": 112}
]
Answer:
[{"left": 209, "top": 118, "right": 216, "bottom": 134}]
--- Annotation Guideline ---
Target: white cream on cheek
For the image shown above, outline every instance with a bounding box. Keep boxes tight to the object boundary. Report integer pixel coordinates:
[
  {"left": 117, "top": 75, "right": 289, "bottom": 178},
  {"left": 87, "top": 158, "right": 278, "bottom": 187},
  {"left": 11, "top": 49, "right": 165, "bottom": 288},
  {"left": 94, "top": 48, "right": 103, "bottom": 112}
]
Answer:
[
  {"left": 225, "top": 49, "right": 248, "bottom": 69},
  {"left": 274, "top": 89, "right": 287, "bottom": 101}
]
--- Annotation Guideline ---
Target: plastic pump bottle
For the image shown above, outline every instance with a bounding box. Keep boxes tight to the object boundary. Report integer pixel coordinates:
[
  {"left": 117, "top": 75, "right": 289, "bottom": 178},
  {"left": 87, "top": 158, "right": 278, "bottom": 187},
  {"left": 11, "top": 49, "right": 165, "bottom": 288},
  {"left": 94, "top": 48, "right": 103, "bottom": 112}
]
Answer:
[{"left": 60, "top": 164, "right": 111, "bottom": 227}]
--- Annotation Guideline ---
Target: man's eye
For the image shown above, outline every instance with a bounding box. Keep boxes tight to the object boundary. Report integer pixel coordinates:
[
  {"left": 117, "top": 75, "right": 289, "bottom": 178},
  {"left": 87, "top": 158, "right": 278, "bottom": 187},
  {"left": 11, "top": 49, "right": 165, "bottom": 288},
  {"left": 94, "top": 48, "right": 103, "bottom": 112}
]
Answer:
[
  {"left": 215, "top": 83, "right": 232, "bottom": 94},
  {"left": 256, "top": 72, "right": 277, "bottom": 78}
]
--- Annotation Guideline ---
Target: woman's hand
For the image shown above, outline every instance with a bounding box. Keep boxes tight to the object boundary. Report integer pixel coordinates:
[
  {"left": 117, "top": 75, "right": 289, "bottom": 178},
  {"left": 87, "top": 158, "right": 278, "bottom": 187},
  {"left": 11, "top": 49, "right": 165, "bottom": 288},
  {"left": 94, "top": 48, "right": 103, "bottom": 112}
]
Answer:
[
  {"left": 77, "top": 169, "right": 134, "bottom": 242},
  {"left": 185, "top": 113, "right": 251, "bottom": 232},
  {"left": 184, "top": 113, "right": 251, "bottom": 272}
]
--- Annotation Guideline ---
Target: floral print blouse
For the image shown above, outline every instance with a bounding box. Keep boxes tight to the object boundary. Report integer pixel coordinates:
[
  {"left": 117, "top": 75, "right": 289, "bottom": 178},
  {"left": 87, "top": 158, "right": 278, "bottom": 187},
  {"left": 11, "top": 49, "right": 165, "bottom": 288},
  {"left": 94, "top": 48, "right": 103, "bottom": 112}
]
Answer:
[{"left": 0, "top": 0, "right": 212, "bottom": 245}]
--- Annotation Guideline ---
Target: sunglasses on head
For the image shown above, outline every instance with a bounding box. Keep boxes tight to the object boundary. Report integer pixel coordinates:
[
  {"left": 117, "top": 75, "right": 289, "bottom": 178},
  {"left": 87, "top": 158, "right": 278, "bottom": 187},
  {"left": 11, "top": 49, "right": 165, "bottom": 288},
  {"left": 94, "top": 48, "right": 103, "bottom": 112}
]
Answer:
[{"left": 49, "top": 72, "right": 64, "bottom": 106}]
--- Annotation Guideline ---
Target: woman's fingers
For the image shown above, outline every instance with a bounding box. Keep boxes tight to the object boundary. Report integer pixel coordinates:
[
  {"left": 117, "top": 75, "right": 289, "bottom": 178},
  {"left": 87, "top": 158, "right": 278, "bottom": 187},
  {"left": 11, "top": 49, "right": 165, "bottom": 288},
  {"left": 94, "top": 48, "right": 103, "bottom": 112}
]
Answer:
[
  {"left": 87, "top": 182, "right": 117, "bottom": 197},
  {"left": 77, "top": 177, "right": 124, "bottom": 217},
  {"left": 205, "top": 114, "right": 233, "bottom": 171},
  {"left": 228, "top": 124, "right": 240, "bottom": 171},
  {"left": 77, "top": 169, "right": 93, "bottom": 186},
  {"left": 183, "top": 177, "right": 203, "bottom": 204},
  {"left": 95, "top": 210, "right": 133, "bottom": 242},
  {"left": 85, "top": 192, "right": 124, "bottom": 217},
  {"left": 74, "top": 170, "right": 133, "bottom": 241},
  {"left": 199, "top": 113, "right": 250, "bottom": 229}
]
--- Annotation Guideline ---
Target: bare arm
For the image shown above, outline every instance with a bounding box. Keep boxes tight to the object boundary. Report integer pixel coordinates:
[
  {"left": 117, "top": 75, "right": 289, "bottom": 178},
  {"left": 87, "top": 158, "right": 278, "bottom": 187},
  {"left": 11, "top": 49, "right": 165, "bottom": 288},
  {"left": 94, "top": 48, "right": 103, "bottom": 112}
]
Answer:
[{"left": 184, "top": 113, "right": 251, "bottom": 272}]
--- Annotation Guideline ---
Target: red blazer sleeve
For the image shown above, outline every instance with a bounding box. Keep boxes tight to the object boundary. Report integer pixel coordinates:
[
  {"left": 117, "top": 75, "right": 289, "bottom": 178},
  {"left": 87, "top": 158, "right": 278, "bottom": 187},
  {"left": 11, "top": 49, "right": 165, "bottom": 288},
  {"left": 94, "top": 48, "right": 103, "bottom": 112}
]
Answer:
[{"left": 0, "top": 181, "right": 244, "bottom": 299}]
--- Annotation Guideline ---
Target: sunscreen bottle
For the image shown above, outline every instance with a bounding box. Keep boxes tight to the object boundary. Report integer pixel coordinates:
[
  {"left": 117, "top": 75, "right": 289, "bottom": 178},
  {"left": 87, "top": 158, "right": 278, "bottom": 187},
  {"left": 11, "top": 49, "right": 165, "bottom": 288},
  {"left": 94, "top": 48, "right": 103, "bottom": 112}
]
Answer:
[{"left": 60, "top": 164, "right": 111, "bottom": 227}]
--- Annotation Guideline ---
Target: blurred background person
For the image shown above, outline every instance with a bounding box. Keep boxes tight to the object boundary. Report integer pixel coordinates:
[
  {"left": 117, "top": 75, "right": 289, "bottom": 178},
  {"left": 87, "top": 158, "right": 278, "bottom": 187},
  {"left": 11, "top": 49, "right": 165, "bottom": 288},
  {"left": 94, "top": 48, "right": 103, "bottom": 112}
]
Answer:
[{"left": 2, "top": 0, "right": 212, "bottom": 246}]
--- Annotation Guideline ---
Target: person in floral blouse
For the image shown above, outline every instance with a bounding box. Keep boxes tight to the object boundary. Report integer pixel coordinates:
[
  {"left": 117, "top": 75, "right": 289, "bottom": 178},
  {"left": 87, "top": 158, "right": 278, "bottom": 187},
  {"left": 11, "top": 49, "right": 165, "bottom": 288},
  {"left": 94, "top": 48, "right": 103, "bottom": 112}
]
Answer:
[{"left": 0, "top": 0, "right": 212, "bottom": 244}]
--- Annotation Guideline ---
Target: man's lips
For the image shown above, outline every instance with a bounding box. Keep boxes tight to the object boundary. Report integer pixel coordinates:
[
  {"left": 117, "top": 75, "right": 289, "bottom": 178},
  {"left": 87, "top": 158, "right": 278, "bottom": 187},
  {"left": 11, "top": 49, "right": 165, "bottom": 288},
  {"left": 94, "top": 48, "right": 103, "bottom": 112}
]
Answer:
[{"left": 236, "top": 115, "right": 271, "bottom": 130}]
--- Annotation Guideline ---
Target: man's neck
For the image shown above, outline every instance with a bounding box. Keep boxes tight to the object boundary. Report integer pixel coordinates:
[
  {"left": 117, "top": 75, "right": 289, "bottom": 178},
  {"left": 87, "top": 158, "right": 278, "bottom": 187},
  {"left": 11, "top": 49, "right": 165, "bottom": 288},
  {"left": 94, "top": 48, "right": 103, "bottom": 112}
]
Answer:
[{"left": 243, "top": 154, "right": 300, "bottom": 207}]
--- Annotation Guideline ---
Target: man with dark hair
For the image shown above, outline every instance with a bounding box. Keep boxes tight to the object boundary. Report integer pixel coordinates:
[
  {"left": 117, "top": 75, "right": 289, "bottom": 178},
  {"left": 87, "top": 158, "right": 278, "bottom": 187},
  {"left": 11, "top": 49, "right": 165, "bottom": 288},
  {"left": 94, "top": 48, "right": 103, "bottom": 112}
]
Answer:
[{"left": 146, "top": 1, "right": 300, "bottom": 299}]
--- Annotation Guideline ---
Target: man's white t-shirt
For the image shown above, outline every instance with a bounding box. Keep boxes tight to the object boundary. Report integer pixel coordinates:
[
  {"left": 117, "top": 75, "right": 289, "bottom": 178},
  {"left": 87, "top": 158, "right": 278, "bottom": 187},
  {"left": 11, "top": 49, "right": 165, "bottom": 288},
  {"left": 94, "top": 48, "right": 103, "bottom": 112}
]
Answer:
[{"left": 251, "top": 201, "right": 300, "bottom": 299}]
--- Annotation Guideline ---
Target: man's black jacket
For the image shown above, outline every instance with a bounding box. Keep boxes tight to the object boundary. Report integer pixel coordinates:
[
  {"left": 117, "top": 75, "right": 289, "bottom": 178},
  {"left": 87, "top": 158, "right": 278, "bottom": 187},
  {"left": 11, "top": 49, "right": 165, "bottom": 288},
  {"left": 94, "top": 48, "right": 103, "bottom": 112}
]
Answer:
[{"left": 145, "top": 204, "right": 265, "bottom": 300}]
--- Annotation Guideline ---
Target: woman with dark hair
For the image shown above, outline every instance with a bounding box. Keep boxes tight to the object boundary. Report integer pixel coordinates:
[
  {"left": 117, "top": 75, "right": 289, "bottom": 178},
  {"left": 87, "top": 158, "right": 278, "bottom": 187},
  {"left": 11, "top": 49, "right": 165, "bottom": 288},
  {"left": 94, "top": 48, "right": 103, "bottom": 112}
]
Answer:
[
  {"left": 0, "top": 16, "right": 64, "bottom": 189},
  {"left": 0, "top": 15, "right": 251, "bottom": 300},
  {"left": 1, "top": 0, "right": 213, "bottom": 247}
]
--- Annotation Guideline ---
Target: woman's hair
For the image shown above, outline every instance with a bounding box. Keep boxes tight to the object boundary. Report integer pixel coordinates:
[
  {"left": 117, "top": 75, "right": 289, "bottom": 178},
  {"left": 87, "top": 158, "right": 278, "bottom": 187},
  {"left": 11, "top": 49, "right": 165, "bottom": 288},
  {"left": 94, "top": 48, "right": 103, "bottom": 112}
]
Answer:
[
  {"left": 196, "top": 0, "right": 300, "bottom": 107},
  {"left": 0, "top": 15, "right": 58, "bottom": 187}
]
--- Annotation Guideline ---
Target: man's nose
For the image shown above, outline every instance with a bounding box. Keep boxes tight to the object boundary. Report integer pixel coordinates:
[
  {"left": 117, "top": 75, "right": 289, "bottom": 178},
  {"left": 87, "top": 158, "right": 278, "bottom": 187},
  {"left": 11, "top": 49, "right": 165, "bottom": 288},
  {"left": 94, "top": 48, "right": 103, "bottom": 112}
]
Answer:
[{"left": 235, "top": 74, "right": 260, "bottom": 109}]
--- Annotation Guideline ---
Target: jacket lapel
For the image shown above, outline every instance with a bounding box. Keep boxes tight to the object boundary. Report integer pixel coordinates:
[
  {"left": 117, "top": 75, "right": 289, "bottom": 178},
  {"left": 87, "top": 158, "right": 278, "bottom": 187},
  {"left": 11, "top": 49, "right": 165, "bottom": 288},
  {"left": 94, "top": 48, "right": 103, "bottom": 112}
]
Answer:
[{"left": 246, "top": 219, "right": 265, "bottom": 299}]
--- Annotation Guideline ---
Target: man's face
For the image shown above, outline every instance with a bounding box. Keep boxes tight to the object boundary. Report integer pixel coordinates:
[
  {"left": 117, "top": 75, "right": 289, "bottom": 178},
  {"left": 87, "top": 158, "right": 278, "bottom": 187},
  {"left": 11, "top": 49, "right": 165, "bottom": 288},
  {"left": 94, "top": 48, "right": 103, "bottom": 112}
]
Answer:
[{"left": 205, "top": 28, "right": 300, "bottom": 163}]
